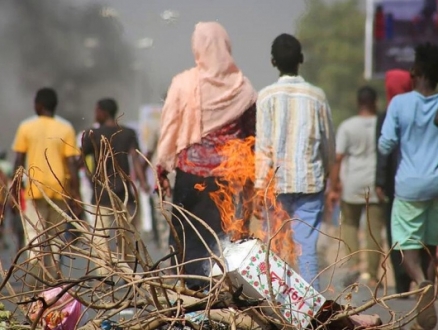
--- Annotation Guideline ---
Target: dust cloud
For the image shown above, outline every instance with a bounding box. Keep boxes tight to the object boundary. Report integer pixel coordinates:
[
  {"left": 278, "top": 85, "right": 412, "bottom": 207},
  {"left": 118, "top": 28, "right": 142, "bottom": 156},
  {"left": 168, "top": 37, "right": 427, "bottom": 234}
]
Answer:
[{"left": 0, "top": 0, "right": 136, "bottom": 154}]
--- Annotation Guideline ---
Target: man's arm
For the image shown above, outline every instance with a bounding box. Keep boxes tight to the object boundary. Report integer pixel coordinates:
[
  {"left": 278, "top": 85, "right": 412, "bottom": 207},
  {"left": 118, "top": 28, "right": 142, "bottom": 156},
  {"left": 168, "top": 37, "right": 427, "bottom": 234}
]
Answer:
[
  {"left": 378, "top": 98, "right": 399, "bottom": 155},
  {"left": 327, "top": 154, "right": 344, "bottom": 212},
  {"left": 329, "top": 154, "right": 344, "bottom": 193},
  {"left": 327, "top": 122, "right": 348, "bottom": 211},
  {"left": 375, "top": 113, "right": 389, "bottom": 197},
  {"left": 80, "top": 129, "right": 98, "bottom": 183},
  {"left": 319, "top": 100, "right": 336, "bottom": 177},
  {"left": 80, "top": 130, "right": 95, "bottom": 157},
  {"left": 254, "top": 97, "right": 273, "bottom": 190},
  {"left": 130, "top": 131, "right": 149, "bottom": 193},
  {"left": 66, "top": 156, "right": 80, "bottom": 199},
  {"left": 66, "top": 155, "right": 82, "bottom": 217},
  {"left": 11, "top": 124, "right": 27, "bottom": 208},
  {"left": 13, "top": 152, "right": 26, "bottom": 174},
  {"left": 11, "top": 152, "right": 26, "bottom": 207},
  {"left": 131, "top": 148, "right": 149, "bottom": 193},
  {"left": 143, "top": 129, "right": 159, "bottom": 172},
  {"left": 64, "top": 127, "right": 81, "bottom": 202}
]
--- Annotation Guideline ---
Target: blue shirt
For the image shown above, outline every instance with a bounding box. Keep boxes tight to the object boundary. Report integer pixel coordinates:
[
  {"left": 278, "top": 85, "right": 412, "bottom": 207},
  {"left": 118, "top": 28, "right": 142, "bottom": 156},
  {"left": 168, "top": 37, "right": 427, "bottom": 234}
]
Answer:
[{"left": 378, "top": 91, "right": 438, "bottom": 201}]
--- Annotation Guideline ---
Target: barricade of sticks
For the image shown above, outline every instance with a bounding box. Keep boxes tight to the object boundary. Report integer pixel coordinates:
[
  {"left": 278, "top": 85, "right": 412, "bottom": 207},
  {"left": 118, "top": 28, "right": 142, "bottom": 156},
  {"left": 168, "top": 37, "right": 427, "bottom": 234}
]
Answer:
[{"left": 0, "top": 139, "right": 432, "bottom": 330}]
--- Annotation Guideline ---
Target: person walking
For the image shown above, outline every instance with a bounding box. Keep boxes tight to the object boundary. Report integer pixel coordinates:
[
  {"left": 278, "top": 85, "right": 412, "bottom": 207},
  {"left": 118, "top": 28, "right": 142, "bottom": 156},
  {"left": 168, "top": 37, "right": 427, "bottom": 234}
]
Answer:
[
  {"left": 379, "top": 43, "right": 438, "bottom": 330},
  {"left": 376, "top": 69, "right": 413, "bottom": 294},
  {"left": 0, "top": 150, "right": 25, "bottom": 252},
  {"left": 328, "top": 86, "right": 386, "bottom": 288},
  {"left": 141, "top": 98, "right": 170, "bottom": 250},
  {"left": 156, "top": 21, "right": 257, "bottom": 290},
  {"left": 82, "top": 98, "right": 149, "bottom": 276},
  {"left": 255, "top": 33, "right": 335, "bottom": 291},
  {"left": 12, "top": 87, "right": 81, "bottom": 288}
]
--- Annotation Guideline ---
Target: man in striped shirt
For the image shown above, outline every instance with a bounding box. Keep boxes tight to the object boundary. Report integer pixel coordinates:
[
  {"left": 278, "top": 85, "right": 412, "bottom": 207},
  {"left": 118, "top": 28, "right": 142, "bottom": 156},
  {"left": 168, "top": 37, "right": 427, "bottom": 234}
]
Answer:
[{"left": 255, "top": 34, "right": 335, "bottom": 290}]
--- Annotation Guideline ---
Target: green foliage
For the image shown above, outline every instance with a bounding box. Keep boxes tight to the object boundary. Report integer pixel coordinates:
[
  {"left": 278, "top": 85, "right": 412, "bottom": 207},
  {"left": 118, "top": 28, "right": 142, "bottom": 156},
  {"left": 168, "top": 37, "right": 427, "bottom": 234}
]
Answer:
[{"left": 297, "top": 0, "right": 384, "bottom": 127}]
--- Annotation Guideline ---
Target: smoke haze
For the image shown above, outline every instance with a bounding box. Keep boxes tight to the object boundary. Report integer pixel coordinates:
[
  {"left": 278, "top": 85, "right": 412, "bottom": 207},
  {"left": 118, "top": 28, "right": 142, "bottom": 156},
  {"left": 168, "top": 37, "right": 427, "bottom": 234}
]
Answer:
[
  {"left": 0, "top": 0, "right": 135, "bottom": 153},
  {"left": 0, "top": 0, "right": 311, "bottom": 155}
]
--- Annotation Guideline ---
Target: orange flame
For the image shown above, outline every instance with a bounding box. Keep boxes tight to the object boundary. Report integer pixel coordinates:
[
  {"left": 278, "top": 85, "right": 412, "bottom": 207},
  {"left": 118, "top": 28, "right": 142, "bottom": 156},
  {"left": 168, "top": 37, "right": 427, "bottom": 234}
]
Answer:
[
  {"left": 209, "top": 136, "right": 297, "bottom": 267},
  {"left": 194, "top": 182, "right": 206, "bottom": 191}
]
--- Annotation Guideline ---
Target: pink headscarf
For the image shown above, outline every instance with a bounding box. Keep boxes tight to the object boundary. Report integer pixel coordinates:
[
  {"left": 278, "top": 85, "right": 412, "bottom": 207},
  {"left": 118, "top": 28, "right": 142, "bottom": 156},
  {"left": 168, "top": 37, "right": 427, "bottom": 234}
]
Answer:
[{"left": 157, "top": 22, "right": 257, "bottom": 172}]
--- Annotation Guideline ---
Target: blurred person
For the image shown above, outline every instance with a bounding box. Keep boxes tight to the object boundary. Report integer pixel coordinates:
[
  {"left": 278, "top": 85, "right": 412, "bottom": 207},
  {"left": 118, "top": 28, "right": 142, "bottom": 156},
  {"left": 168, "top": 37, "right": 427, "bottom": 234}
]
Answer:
[
  {"left": 81, "top": 98, "right": 149, "bottom": 276},
  {"left": 76, "top": 123, "right": 99, "bottom": 223},
  {"left": 379, "top": 43, "right": 438, "bottom": 330},
  {"left": 376, "top": 70, "right": 413, "bottom": 295},
  {"left": 0, "top": 161, "right": 9, "bottom": 249},
  {"left": 318, "top": 180, "right": 341, "bottom": 267},
  {"left": 328, "top": 86, "right": 385, "bottom": 288},
  {"left": 57, "top": 128, "right": 101, "bottom": 243},
  {"left": 143, "top": 116, "right": 161, "bottom": 245},
  {"left": 156, "top": 21, "right": 257, "bottom": 290},
  {"left": 0, "top": 150, "right": 12, "bottom": 246},
  {"left": 421, "top": 0, "right": 437, "bottom": 27},
  {"left": 12, "top": 88, "right": 81, "bottom": 287},
  {"left": 0, "top": 150, "right": 13, "bottom": 176},
  {"left": 0, "top": 150, "right": 25, "bottom": 252},
  {"left": 255, "top": 33, "right": 335, "bottom": 291},
  {"left": 142, "top": 96, "right": 171, "bottom": 250},
  {"left": 413, "top": 0, "right": 438, "bottom": 35},
  {"left": 374, "top": 5, "right": 385, "bottom": 41}
]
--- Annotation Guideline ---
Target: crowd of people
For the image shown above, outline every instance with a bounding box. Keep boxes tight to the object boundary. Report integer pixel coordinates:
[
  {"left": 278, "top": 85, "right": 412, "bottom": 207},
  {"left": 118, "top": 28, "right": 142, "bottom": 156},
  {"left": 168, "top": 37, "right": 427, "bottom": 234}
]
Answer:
[{"left": 0, "top": 20, "right": 437, "bottom": 330}]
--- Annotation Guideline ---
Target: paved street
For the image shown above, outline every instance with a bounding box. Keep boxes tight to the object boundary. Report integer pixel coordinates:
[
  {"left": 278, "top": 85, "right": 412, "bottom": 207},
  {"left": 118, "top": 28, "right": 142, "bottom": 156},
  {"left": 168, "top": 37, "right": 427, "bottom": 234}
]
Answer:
[
  {"left": 317, "top": 223, "right": 435, "bottom": 330},
  {"left": 0, "top": 220, "right": 436, "bottom": 329}
]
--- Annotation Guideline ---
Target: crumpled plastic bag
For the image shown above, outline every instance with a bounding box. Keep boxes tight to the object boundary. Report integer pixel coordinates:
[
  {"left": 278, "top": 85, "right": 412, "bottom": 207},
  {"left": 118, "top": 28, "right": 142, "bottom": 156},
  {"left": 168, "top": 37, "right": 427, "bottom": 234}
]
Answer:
[{"left": 28, "top": 287, "right": 87, "bottom": 330}]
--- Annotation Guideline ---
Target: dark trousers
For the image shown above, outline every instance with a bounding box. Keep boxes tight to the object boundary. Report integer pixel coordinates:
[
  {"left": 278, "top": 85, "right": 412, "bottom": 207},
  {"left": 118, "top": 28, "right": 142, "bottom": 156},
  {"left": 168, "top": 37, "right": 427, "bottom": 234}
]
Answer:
[
  {"left": 0, "top": 207, "right": 25, "bottom": 251},
  {"left": 169, "top": 169, "right": 225, "bottom": 290}
]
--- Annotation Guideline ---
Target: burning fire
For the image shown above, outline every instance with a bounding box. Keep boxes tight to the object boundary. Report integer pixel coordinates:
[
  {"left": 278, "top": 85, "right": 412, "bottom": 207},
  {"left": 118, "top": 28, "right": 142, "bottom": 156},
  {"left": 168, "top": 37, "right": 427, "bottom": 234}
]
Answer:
[{"left": 208, "top": 136, "right": 297, "bottom": 267}]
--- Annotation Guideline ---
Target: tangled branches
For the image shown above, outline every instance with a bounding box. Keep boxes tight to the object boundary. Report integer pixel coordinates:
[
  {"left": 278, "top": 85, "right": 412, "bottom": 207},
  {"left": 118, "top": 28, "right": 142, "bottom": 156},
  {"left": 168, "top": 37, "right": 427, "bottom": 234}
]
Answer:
[{"left": 0, "top": 138, "right": 434, "bottom": 330}]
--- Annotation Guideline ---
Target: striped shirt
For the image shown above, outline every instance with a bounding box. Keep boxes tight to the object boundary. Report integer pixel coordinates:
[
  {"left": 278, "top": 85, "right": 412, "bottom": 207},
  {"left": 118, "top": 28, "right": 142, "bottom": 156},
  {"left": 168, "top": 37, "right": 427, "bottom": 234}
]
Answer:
[{"left": 255, "top": 75, "right": 335, "bottom": 194}]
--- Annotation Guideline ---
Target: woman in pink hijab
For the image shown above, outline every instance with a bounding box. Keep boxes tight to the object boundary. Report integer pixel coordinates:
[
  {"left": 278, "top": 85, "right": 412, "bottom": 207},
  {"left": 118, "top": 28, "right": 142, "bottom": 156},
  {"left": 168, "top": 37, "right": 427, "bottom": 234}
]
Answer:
[{"left": 156, "top": 21, "right": 257, "bottom": 290}]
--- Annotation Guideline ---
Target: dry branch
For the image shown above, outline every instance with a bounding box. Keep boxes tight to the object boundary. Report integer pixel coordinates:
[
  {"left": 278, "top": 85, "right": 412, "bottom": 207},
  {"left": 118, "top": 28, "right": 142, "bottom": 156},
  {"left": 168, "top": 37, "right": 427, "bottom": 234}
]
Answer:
[{"left": 0, "top": 138, "right": 431, "bottom": 330}]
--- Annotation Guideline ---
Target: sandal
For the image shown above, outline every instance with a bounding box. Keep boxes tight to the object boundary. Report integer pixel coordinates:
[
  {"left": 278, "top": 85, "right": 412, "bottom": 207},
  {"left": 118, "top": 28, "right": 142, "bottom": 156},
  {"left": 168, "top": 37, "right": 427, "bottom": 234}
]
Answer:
[{"left": 350, "top": 314, "right": 382, "bottom": 328}]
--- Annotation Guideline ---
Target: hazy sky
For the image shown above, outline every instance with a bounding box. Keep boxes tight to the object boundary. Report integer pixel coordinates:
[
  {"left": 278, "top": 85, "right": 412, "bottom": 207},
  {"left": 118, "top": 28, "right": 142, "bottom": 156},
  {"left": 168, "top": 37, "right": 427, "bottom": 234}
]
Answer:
[
  {"left": 98, "top": 0, "right": 308, "bottom": 103},
  {"left": 1, "top": 0, "right": 312, "bottom": 153}
]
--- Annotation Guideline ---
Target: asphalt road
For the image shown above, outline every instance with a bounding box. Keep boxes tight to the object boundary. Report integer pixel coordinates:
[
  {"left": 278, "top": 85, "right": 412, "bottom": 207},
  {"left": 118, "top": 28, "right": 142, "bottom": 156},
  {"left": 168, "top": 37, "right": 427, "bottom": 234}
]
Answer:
[{"left": 0, "top": 221, "right": 435, "bottom": 330}]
